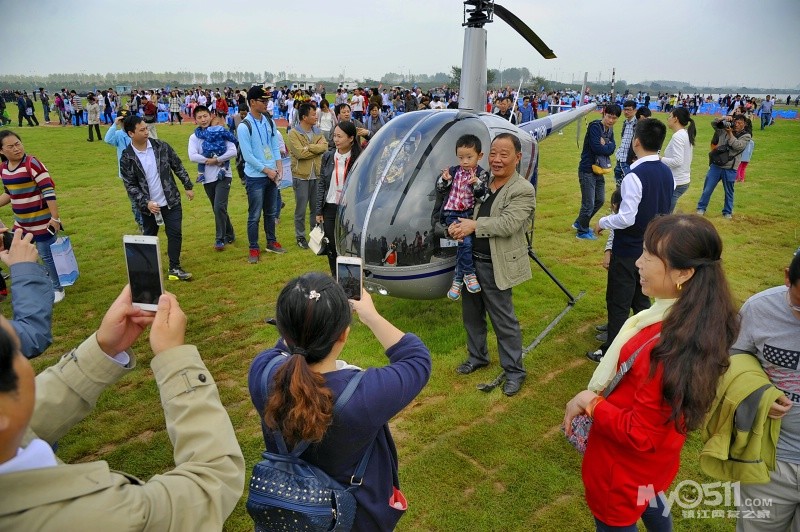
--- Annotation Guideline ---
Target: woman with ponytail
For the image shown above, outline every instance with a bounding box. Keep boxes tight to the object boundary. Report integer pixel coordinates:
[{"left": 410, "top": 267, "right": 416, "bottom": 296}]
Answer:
[
  {"left": 248, "top": 272, "right": 431, "bottom": 531},
  {"left": 564, "top": 214, "right": 739, "bottom": 530},
  {"left": 662, "top": 107, "right": 697, "bottom": 213}
]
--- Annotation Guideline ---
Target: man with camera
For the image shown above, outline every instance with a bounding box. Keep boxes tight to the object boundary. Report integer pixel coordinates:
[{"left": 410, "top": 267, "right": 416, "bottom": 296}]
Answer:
[{"left": 696, "top": 114, "right": 751, "bottom": 219}]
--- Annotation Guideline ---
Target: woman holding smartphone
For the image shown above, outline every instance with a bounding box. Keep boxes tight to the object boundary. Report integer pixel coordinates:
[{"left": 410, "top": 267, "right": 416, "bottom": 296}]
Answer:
[
  {"left": 0, "top": 130, "right": 64, "bottom": 303},
  {"left": 248, "top": 272, "right": 431, "bottom": 531},
  {"left": 564, "top": 214, "right": 739, "bottom": 530},
  {"left": 315, "top": 121, "right": 362, "bottom": 274}
]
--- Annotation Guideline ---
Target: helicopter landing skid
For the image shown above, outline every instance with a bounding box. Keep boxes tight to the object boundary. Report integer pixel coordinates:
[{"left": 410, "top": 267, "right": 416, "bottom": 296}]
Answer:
[{"left": 477, "top": 248, "right": 585, "bottom": 393}]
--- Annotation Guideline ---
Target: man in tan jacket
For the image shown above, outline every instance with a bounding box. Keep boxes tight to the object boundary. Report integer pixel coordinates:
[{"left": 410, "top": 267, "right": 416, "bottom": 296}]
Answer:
[
  {"left": 448, "top": 133, "right": 536, "bottom": 397},
  {"left": 0, "top": 286, "right": 244, "bottom": 530},
  {"left": 288, "top": 103, "right": 327, "bottom": 249}
]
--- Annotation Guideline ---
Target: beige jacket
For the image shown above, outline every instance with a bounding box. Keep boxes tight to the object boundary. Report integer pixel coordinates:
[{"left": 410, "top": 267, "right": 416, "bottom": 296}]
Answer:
[
  {"left": 472, "top": 171, "right": 536, "bottom": 290},
  {"left": 287, "top": 125, "right": 327, "bottom": 179},
  {"left": 0, "top": 334, "right": 244, "bottom": 531}
]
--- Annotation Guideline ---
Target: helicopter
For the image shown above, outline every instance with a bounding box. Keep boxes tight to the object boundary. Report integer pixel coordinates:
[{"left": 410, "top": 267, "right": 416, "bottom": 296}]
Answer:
[{"left": 334, "top": 0, "right": 597, "bottom": 300}]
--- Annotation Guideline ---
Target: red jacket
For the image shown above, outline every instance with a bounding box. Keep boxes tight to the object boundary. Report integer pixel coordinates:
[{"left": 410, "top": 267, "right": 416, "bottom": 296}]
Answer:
[{"left": 582, "top": 323, "right": 686, "bottom": 526}]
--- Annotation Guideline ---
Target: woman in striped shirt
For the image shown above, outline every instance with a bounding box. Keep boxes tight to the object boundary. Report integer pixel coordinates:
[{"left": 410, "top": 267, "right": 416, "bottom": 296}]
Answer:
[{"left": 0, "top": 131, "right": 65, "bottom": 303}]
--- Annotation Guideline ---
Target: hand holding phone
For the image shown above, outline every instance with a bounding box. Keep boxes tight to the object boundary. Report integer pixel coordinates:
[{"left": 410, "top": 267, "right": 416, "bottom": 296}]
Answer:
[
  {"left": 336, "top": 256, "right": 363, "bottom": 301},
  {"left": 124, "top": 235, "right": 164, "bottom": 311}
]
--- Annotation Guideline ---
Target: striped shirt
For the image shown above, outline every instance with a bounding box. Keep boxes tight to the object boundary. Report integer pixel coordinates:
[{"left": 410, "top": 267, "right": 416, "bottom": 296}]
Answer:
[
  {"left": 1, "top": 155, "right": 57, "bottom": 242},
  {"left": 71, "top": 95, "right": 83, "bottom": 111},
  {"left": 615, "top": 118, "right": 636, "bottom": 162}
]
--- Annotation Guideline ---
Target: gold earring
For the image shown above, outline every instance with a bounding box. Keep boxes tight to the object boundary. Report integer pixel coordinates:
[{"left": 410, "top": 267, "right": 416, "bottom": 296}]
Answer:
[{"left": 677, "top": 282, "right": 682, "bottom": 291}]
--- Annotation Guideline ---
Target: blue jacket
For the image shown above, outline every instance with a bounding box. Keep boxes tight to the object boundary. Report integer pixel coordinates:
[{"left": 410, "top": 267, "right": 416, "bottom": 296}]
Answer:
[
  {"left": 237, "top": 113, "right": 281, "bottom": 178},
  {"left": 103, "top": 123, "right": 131, "bottom": 178},
  {"left": 9, "top": 262, "right": 53, "bottom": 359},
  {"left": 579, "top": 119, "right": 616, "bottom": 173}
]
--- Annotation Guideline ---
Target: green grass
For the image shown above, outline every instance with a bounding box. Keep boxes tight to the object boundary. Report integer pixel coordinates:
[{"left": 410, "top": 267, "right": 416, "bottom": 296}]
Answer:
[{"left": 7, "top": 109, "right": 799, "bottom": 531}]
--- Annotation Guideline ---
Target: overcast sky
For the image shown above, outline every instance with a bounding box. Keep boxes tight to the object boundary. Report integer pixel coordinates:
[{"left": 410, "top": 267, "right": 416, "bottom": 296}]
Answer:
[{"left": 3, "top": 0, "right": 799, "bottom": 89}]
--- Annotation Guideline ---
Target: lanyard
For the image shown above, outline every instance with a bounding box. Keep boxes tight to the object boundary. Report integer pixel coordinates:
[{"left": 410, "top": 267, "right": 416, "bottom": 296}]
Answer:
[
  {"left": 247, "top": 113, "right": 267, "bottom": 145},
  {"left": 334, "top": 152, "right": 351, "bottom": 188}
]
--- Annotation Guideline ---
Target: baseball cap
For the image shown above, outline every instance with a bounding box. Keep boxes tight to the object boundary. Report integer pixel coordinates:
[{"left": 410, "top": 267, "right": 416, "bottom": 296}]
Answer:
[{"left": 247, "top": 85, "right": 270, "bottom": 102}]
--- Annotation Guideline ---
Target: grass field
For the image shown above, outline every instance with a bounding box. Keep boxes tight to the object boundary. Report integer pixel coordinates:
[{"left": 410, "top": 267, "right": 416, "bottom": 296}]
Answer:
[{"left": 6, "top": 108, "right": 799, "bottom": 531}]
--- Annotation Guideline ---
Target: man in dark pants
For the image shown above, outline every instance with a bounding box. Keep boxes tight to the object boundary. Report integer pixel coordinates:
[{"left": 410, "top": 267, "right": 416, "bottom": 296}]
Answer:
[
  {"left": 188, "top": 106, "right": 236, "bottom": 251},
  {"left": 120, "top": 116, "right": 194, "bottom": 280},
  {"left": 588, "top": 119, "right": 674, "bottom": 362},
  {"left": 448, "top": 134, "right": 536, "bottom": 396},
  {"left": 574, "top": 104, "right": 620, "bottom": 240}
]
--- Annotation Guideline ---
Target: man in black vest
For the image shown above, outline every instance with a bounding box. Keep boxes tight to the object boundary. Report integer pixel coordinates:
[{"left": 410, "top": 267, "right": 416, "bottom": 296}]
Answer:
[{"left": 587, "top": 119, "right": 674, "bottom": 362}]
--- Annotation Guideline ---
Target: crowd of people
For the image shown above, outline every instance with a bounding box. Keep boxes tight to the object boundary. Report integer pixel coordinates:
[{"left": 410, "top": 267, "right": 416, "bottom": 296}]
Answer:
[{"left": 0, "top": 79, "right": 798, "bottom": 531}]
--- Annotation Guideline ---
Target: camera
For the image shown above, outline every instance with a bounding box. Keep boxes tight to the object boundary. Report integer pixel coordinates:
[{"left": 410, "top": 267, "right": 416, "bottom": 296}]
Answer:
[{"left": 715, "top": 119, "right": 732, "bottom": 129}]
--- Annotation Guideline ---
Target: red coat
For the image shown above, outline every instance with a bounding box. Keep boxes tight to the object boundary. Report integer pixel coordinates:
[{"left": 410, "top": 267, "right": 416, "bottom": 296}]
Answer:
[{"left": 582, "top": 323, "right": 686, "bottom": 526}]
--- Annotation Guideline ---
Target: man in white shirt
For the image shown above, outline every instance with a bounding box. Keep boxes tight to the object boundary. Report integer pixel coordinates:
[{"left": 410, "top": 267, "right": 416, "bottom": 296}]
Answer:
[{"left": 350, "top": 88, "right": 365, "bottom": 121}]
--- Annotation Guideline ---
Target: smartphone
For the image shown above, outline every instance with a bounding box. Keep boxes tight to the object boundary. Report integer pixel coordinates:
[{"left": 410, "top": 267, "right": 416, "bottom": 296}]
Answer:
[
  {"left": 0, "top": 220, "right": 10, "bottom": 252},
  {"left": 123, "top": 235, "right": 164, "bottom": 311},
  {"left": 336, "top": 256, "right": 363, "bottom": 301}
]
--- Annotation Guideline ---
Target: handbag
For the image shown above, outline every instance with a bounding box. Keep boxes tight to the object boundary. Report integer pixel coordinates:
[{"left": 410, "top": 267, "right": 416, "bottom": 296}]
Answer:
[
  {"left": 564, "top": 333, "right": 661, "bottom": 453},
  {"left": 592, "top": 155, "right": 612, "bottom": 175},
  {"left": 308, "top": 224, "right": 328, "bottom": 256},
  {"left": 49, "top": 234, "right": 79, "bottom": 287}
]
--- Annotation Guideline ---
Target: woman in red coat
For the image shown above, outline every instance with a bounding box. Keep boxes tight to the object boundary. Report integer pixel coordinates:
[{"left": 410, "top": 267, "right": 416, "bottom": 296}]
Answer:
[{"left": 564, "top": 214, "right": 739, "bottom": 530}]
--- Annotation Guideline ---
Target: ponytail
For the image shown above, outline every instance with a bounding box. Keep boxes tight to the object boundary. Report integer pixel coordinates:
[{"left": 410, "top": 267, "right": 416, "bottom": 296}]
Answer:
[
  {"left": 686, "top": 118, "right": 697, "bottom": 146},
  {"left": 264, "top": 354, "right": 333, "bottom": 446}
]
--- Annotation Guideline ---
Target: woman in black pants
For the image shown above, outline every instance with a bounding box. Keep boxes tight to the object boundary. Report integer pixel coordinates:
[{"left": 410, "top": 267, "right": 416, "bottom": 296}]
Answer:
[{"left": 315, "top": 120, "right": 361, "bottom": 274}]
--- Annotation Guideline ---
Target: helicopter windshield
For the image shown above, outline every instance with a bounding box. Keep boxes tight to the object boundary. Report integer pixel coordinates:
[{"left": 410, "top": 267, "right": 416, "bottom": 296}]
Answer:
[{"left": 336, "top": 110, "right": 492, "bottom": 268}]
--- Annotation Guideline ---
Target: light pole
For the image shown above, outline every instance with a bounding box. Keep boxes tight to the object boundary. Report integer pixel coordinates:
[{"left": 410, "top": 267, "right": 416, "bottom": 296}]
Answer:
[{"left": 498, "top": 58, "right": 503, "bottom": 89}]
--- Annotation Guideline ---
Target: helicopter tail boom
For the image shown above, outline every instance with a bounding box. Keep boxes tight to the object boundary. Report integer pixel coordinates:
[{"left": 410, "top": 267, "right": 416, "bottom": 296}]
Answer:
[{"left": 519, "top": 103, "right": 597, "bottom": 142}]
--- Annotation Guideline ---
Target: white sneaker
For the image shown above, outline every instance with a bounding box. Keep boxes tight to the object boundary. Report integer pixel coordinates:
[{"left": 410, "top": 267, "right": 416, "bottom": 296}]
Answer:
[{"left": 53, "top": 290, "right": 65, "bottom": 304}]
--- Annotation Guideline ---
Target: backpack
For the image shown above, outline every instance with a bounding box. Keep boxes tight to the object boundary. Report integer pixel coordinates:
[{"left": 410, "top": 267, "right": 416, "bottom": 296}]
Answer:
[
  {"left": 247, "top": 354, "right": 374, "bottom": 532},
  {"left": 235, "top": 116, "right": 276, "bottom": 184}
]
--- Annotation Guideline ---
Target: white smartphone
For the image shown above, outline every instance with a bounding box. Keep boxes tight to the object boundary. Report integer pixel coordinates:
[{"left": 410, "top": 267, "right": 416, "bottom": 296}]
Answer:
[
  {"left": 336, "top": 256, "right": 363, "bottom": 301},
  {"left": 123, "top": 235, "right": 164, "bottom": 311}
]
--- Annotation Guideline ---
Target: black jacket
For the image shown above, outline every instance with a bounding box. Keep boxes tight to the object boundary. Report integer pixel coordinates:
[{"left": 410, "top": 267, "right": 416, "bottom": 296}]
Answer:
[{"left": 120, "top": 139, "right": 192, "bottom": 213}]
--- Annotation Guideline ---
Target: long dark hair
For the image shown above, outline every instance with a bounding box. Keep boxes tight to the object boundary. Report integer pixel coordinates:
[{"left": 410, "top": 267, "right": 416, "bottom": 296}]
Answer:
[
  {"left": 646, "top": 215, "right": 739, "bottom": 432},
  {"left": 671, "top": 107, "right": 696, "bottom": 146},
  {"left": 264, "top": 273, "right": 352, "bottom": 445},
  {"left": 333, "top": 121, "right": 362, "bottom": 166}
]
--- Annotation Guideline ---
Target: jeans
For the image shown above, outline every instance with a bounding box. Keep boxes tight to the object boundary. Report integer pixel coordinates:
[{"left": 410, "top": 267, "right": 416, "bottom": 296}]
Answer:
[
  {"left": 141, "top": 203, "right": 183, "bottom": 270},
  {"left": 669, "top": 183, "right": 689, "bottom": 213},
  {"left": 73, "top": 110, "right": 84, "bottom": 126},
  {"left": 760, "top": 112, "right": 771, "bottom": 130},
  {"left": 613, "top": 162, "right": 630, "bottom": 187},
  {"left": 245, "top": 176, "right": 278, "bottom": 250},
  {"left": 103, "top": 107, "right": 113, "bottom": 124},
  {"left": 203, "top": 176, "right": 235, "bottom": 244},
  {"left": 575, "top": 170, "right": 605, "bottom": 233},
  {"left": 443, "top": 209, "right": 475, "bottom": 279},
  {"left": 292, "top": 178, "right": 316, "bottom": 239},
  {"left": 594, "top": 492, "right": 672, "bottom": 531},
  {"left": 42, "top": 103, "right": 50, "bottom": 122},
  {"left": 696, "top": 165, "right": 735, "bottom": 216},
  {"left": 35, "top": 235, "right": 62, "bottom": 291}
]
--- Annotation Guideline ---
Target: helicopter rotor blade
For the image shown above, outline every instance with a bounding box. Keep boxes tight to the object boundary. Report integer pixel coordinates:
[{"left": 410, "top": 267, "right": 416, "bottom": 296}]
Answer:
[{"left": 493, "top": 3, "right": 556, "bottom": 59}]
